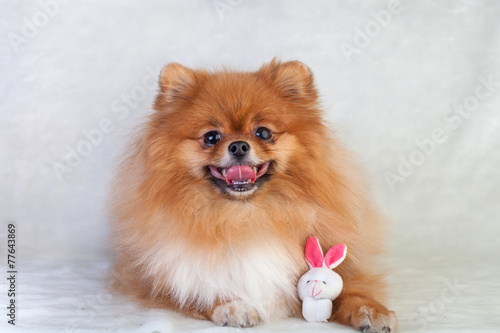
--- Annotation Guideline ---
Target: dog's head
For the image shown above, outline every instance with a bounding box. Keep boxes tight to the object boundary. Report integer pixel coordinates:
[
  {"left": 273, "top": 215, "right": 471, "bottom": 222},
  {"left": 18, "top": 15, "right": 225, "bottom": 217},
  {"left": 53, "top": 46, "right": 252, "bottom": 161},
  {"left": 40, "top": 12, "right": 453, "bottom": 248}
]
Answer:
[{"left": 147, "top": 59, "right": 326, "bottom": 200}]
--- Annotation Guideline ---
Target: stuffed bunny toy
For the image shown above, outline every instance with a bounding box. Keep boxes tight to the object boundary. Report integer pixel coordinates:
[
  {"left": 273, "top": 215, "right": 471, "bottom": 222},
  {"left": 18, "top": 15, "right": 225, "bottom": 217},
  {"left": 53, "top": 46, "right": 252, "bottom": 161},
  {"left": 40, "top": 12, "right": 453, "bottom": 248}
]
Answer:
[{"left": 297, "top": 236, "right": 347, "bottom": 322}]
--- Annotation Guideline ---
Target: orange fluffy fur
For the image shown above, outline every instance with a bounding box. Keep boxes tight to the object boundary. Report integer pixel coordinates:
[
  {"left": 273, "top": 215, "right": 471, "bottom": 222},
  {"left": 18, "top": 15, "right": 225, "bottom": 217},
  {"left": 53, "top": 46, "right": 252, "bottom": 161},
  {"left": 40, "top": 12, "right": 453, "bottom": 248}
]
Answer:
[{"left": 110, "top": 59, "right": 396, "bottom": 331}]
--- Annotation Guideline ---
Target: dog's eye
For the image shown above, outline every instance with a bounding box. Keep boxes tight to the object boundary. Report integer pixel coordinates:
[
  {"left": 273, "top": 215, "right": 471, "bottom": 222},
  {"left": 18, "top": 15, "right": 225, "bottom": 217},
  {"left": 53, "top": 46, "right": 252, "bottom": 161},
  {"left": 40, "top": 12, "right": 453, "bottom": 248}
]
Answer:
[
  {"left": 255, "top": 127, "right": 272, "bottom": 141},
  {"left": 204, "top": 131, "right": 221, "bottom": 146}
]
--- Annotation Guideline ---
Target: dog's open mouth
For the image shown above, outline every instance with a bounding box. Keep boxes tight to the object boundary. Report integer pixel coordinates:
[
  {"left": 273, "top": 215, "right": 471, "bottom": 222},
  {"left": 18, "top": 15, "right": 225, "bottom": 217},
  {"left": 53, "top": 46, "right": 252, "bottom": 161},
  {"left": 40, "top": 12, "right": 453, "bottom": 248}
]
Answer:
[{"left": 208, "top": 161, "right": 271, "bottom": 193}]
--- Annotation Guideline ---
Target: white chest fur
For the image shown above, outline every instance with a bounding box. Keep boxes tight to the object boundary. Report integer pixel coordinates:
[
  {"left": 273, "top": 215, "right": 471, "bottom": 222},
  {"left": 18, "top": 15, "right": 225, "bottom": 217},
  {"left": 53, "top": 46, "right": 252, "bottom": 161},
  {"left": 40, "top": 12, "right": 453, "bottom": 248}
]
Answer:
[{"left": 143, "top": 239, "right": 300, "bottom": 321}]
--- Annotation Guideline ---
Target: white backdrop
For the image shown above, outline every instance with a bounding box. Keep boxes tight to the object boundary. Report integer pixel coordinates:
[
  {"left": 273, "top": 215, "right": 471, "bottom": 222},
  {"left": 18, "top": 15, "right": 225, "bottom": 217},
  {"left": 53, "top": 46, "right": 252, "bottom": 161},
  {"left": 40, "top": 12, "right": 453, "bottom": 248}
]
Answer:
[{"left": 1, "top": 1, "right": 499, "bottom": 332}]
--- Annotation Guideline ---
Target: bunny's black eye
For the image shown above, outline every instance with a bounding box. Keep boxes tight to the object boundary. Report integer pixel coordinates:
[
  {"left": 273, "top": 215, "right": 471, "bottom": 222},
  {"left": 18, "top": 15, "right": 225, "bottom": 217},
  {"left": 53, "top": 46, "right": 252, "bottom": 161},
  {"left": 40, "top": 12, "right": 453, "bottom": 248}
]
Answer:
[
  {"left": 255, "top": 127, "right": 272, "bottom": 141},
  {"left": 204, "top": 131, "right": 221, "bottom": 146}
]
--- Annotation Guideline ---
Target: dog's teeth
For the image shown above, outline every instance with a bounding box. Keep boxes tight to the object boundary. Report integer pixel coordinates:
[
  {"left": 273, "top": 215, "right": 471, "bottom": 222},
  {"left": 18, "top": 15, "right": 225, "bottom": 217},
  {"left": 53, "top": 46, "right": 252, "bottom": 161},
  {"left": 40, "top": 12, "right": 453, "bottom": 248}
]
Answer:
[
  {"left": 221, "top": 169, "right": 227, "bottom": 177},
  {"left": 232, "top": 180, "right": 251, "bottom": 185},
  {"left": 253, "top": 166, "right": 258, "bottom": 174}
]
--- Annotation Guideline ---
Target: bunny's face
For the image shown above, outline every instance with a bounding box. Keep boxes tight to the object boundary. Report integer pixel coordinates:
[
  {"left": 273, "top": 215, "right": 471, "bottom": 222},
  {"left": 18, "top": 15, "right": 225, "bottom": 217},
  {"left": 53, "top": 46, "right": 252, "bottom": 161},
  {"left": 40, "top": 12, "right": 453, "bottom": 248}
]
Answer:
[
  {"left": 298, "top": 237, "right": 347, "bottom": 302},
  {"left": 298, "top": 268, "right": 343, "bottom": 301}
]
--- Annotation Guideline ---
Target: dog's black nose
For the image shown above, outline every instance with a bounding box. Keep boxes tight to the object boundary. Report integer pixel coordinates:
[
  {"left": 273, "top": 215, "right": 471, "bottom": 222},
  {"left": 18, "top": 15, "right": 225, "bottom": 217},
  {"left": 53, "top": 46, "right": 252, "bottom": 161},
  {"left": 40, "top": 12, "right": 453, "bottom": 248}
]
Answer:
[{"left": 228, "top": 141, "right": 250, "bottom": 157}]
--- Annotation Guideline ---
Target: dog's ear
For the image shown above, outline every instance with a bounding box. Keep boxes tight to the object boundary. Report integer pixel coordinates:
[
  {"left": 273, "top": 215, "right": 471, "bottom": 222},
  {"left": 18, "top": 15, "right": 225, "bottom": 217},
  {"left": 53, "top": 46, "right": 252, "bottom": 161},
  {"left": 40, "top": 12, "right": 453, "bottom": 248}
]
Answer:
[
  {"left": 259, "top": 59, "right": 318, "bottom": 103},
  {"left": 158, "top": 63, "right": 197, "bottom": 103}
]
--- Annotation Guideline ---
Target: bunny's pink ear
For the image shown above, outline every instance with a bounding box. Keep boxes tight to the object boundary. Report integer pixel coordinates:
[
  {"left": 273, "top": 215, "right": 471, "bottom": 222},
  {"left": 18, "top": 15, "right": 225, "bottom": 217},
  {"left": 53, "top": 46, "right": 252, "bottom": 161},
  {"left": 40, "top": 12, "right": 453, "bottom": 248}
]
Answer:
[
  {"left": 324, "top": 244, "right": 347, "bottom": 269},
  {"left": 305, "top": 236, "right": 324, "bottom": 269}
]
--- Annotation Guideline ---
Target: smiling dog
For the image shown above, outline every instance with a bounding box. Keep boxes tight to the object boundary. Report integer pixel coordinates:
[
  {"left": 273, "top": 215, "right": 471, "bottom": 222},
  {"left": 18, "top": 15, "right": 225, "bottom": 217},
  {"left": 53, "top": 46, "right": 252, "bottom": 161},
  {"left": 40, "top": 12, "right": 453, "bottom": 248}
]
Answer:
[{"left": 110, "top": 59, "right": 397, "bottom": 332}]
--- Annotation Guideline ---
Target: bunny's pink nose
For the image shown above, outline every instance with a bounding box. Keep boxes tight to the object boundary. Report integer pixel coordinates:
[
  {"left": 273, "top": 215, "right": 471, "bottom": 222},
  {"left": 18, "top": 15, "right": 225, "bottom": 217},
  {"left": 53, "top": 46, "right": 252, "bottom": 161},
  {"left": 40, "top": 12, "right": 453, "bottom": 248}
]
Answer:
[{"left": 308, "top": 280, "right": 324, "bottom": 298}]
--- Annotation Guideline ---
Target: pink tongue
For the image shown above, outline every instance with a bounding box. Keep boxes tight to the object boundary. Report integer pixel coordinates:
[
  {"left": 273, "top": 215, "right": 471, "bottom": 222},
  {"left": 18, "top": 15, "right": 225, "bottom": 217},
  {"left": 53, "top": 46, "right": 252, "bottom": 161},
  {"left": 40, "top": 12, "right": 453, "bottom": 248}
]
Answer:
[{"left": 225, "top": 165, "right": 256, "bottom": 184}]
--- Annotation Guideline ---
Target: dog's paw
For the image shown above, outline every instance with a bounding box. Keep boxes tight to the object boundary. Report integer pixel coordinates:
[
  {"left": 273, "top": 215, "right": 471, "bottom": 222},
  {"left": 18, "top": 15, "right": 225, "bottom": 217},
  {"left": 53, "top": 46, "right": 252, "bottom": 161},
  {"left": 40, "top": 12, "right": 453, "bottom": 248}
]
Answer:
[
  {"left": 210, "top": 300, "right": 260, "bottom": 327},
  {"left": 352, "top": 305, "right": 397, "bottom": 333}
]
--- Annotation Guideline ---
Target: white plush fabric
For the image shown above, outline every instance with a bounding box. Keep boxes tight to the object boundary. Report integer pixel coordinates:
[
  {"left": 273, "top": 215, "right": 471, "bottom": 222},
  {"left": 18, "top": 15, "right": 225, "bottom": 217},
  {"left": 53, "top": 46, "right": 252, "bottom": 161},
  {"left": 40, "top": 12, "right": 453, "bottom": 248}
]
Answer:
[{"left": 1, "top": 0, "right": 500, "bottom": 332}]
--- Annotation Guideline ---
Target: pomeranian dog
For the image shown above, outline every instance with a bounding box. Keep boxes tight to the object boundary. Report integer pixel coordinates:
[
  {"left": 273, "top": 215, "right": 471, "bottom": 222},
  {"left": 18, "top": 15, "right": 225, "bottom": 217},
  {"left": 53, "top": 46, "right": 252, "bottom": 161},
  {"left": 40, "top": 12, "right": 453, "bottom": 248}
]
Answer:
[{"left": 110, "top": 59, "right": 397, "bottom": 332}]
